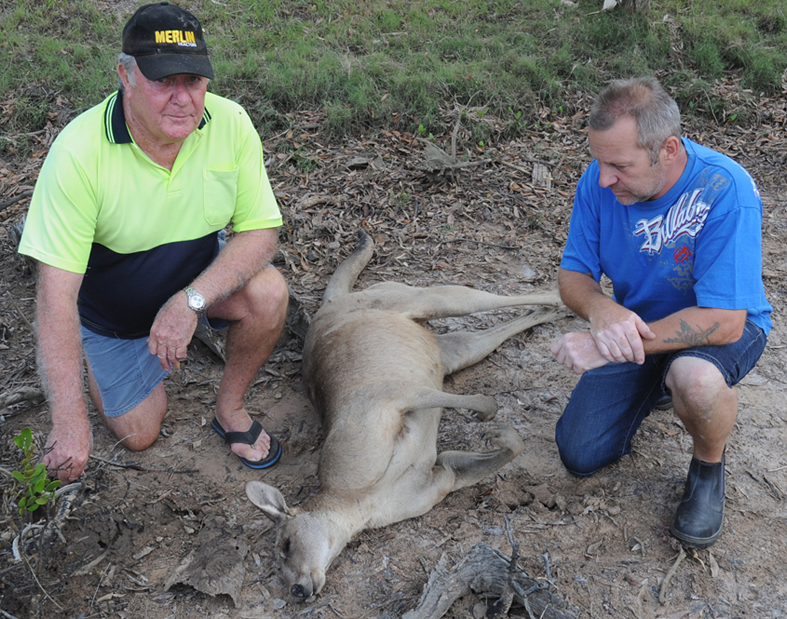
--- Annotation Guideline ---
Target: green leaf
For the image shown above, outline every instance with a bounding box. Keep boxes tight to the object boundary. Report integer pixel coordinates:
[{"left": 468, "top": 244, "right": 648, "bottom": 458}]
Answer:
[
  {"left": 18, "top": 496, "right": 27, "bottom": 509},
  {"left": 46, "top": 480, "right": 61, "bottom": 493},
  {"left": 15, "top": 428, "right": 33, "bottom": 454},
  {"left": 12, "top": 470, "right": 25, "bottom": 482},
  {"left": 34, "top": 477, "right": 46, "bottom": 494}
]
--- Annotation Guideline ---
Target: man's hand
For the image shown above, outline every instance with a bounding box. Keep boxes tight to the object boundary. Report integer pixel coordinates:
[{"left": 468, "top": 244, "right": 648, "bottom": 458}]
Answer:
[
  {"left": 148, "top": 292, "right": 199, "bottom": 370},
  {"left": 589, "top": 305, "right": 655, "bottom": 365},
  {"left": 42, "top": 417, "right": 92, "bottom": 482},
  {"left": 556, "top": 268, "right": 655, "bottom": 365},
  {"left": 551, "top": 331, "right": 610, "bottom": 375}
]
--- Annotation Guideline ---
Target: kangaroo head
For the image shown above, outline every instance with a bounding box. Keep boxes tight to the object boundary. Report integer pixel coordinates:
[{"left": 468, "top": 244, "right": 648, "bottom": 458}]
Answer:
[{"left": 246, "top": 481, "right": 340, "bottom": 600}]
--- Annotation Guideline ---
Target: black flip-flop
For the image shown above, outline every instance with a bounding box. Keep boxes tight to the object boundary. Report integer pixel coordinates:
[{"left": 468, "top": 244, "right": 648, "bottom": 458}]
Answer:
[{"left": 211, "top": 417, "right": 282, "bottom": 469}]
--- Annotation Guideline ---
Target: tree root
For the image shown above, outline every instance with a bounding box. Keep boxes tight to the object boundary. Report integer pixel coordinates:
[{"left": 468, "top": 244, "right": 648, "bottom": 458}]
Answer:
[{"left": 402, "top": 543, "right": 578, "bottom": 619}]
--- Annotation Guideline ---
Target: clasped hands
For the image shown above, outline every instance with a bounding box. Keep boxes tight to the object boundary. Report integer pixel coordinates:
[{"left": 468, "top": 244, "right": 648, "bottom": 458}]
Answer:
[{"left": 552, "top": 309, "right": 655, "bottom": 375}]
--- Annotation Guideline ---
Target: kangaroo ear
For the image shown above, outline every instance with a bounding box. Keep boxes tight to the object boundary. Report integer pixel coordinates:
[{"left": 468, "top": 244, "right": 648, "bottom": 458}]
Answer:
[{"left": 245, "top": 481, "right": 294, "bottom": 525}]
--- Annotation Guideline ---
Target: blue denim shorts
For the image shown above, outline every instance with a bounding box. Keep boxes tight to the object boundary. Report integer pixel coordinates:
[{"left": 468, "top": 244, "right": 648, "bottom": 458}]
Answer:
[
  {"left": 81, "top": 314, "right": 229, "bottom": 418},
  {"left": 555, "top": 320, "right": 767, "bottom": 477}
]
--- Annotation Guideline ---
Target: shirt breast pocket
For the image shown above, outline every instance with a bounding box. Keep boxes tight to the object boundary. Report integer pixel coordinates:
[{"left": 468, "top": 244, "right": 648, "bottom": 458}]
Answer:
[{"left": 203, "top": 168, "right": 239, "bottom": 226}]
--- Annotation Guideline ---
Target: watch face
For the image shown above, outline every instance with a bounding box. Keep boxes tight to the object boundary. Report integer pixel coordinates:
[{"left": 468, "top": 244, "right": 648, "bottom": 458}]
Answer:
[
  {"left": 190, "top": 294, "right": 206, "bottom": 311},
  {"left": 189, "top": 292, "right": 205, "bottom": 312}
]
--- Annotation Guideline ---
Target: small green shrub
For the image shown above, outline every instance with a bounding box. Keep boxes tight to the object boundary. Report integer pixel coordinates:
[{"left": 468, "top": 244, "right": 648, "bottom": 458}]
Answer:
[{"left": 12, "top": 428, "right": 61, "bottom": 516}]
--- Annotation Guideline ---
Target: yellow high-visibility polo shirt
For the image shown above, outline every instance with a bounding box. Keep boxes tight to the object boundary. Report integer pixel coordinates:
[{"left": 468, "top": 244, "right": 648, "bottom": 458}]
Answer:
[{"left": 19, "top": 90, "right": 282, "bottom": 337}]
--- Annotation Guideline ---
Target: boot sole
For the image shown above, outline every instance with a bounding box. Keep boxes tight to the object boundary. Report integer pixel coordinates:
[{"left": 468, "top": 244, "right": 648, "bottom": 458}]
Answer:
[{"left": 669, "top": 521, "right": 722, "bottom": 549}]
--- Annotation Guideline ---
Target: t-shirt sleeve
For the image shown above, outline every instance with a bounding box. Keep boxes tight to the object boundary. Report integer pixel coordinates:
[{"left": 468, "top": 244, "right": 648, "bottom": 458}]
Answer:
[
  {"left": 693, "top": 194, "right": 766, "bottom": 310},
  {"left": 17, "top": 141, "right": 98, "bottom": 274},
  {"left": 560, "top": 163, "right": 603, "bottom": 281}
]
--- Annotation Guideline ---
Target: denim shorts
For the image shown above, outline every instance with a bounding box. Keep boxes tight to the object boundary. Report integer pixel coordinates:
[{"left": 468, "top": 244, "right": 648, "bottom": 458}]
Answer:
[
  {"left": 81, "top": 314, "right": 229, "bottom": 418},
  {"left": 555, "top": 320, "right": 768, "bottom": 477}
]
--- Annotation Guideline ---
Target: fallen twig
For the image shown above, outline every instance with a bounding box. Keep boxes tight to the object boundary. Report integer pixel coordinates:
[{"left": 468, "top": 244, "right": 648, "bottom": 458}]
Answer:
[
  {"left": 5, "top": 294, "right": 34, "bottom": 333},
  {"left": 0, "top": 387, "right": 45, "bottom": 409},
  {"left": 0, "top": 190, "right": 33, "bottom": 213},
  {"left": 90, "top": 561, "right": 113, "bottom": 607},
  {"left": 20, "top": 548, "right": 63, "bottom": 611},
  {"left": 442, "top": 238, "right": 518, "bottom": 250},
  {"left": 12, "top": 523, "right": 45, "bottom": 562},
  {"left": 74, "top": 549, "right": 110, "bottom": 577},
  {"left": 659, "top": 547, "right": 686, "bottom": 604},
  {"left": 88, "top": 455, "right": 198, "bottom": 474}
]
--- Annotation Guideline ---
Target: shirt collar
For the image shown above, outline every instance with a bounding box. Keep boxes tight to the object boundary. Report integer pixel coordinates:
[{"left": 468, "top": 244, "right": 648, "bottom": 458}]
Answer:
[{"left": 103, "top": 90, "right": 211, "bottom": 145}]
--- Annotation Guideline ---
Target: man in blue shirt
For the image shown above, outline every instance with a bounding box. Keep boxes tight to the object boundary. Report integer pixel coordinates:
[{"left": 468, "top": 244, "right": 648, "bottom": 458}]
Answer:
[{"left": 551, "top": 76, "right": 771, "bottom": 548}]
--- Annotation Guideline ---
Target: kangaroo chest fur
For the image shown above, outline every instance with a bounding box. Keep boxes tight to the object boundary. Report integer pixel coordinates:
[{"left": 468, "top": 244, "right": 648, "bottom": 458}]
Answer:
[
  {"left": 304, "top": 303, "right": 444, "bottom": 420},
  {"left": 303, "top": 303, "right": 445, "bottom": 497}
]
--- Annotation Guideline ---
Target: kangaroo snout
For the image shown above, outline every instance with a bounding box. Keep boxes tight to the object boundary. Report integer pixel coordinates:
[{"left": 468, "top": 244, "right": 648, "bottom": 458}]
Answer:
[{"left": 289, "top": 568, "right": 324, "bottom": 600}]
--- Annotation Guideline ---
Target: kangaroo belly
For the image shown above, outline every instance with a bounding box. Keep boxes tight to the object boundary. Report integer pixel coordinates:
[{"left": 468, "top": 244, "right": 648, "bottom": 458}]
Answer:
[{"left": 304, "top": 308, "right": 443, "bottom": 419}]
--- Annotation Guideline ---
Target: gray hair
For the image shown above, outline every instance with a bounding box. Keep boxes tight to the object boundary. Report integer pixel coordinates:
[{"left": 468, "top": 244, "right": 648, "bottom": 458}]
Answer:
[
  {"left": 117, "top": 52, "right": 137, "bottom": 91},
  {"left": 588, "top": 76, "right": 681, "bottom": 164}
]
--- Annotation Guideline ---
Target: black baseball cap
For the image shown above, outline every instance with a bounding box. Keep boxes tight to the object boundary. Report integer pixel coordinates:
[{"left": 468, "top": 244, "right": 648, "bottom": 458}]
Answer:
[{"left": 122, "top": 2, "right": 214, "bottom": 81}]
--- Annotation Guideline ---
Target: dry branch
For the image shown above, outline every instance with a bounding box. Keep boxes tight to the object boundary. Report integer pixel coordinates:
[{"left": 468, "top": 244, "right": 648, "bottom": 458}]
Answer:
[
  {"left": 0, "top": 190, "right": 33, "bottom": 213},
  {"left": 416, "top": 137, "right": 488, "bottom": 183},
  {"left": 402, "top": 543, "right": 577, "bottom": 619},
  {"left": 659, "top": 547, "right": 686, "bottom": 604},
  {"left": 0, "top": 387, "right": 44, "bottom": 409}
]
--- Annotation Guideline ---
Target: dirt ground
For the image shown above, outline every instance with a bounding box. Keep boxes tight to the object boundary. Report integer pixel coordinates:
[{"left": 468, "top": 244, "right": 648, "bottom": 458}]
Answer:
[{"left": 1, "top": 88, "right": 787, "bottom": 619}]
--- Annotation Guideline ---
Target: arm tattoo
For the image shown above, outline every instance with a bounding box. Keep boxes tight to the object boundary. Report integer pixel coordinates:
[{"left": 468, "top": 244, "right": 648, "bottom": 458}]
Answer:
[{"left": 664, "top": 320, "right": 720, "bottom": 347}]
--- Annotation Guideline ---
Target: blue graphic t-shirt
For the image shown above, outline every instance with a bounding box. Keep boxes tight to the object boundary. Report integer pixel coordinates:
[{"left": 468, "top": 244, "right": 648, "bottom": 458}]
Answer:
[{"left": 561, "top": 138, "right": 772, "bottom": 335}]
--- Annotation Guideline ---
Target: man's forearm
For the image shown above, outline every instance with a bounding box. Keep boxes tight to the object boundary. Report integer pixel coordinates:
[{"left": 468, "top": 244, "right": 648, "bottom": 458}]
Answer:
[
  {"left": 36, "top": 266, "right": 88, "bottom": 423},
  {"left": 190, "top": 227, "right": 277, "bottom": 306},
  {"left": 645, "top": 307, "right": 747, "bottom": 354},
  {"left": 557, "top": 266, "right": 748, "bottom": 364},
  {"left": 557, "top": 267, "right": 615, "bottom": 322}
]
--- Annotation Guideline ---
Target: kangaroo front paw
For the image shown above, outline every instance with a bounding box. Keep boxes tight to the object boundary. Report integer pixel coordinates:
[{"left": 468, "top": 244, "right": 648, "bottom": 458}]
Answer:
[{"left": 484, "top": 422, "right": 525, "bottom": 456}]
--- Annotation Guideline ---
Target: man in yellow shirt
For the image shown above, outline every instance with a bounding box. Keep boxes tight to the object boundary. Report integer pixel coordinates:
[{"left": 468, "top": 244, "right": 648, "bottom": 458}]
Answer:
[{"left": 19, "top": 2, "right": 288, "bottom": 480}]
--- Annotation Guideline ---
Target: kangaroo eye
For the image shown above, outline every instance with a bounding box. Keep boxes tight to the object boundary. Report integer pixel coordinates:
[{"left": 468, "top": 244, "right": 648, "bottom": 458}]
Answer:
[{"left": 281, "top": 538, "right": 291, "bottom": 558}]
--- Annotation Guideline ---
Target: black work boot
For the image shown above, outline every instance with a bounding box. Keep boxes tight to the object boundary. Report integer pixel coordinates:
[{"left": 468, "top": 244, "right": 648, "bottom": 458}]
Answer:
[
  {"left": 654, "top": 394, "right": 673, "bottom": 411},
  {"left": 670, "top": 453, "right": 726, "bottom": 548}
]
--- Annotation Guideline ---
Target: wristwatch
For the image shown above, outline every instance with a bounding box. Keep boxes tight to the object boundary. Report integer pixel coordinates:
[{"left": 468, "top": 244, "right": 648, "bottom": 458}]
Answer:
[{"left": 184, "top": 286, "right": 207, "bottom": 316}]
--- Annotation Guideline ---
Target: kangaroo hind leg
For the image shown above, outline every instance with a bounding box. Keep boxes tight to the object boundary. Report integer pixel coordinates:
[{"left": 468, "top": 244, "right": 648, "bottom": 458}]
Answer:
[
  {"left": 388, "top": 423, "right": 523, "bottom": 523},
  {"left": 436, "top": 422, "right": 525, "bottom": 491},
  {"left": 437, "top": 307, "right": 560, "bottom": 375},
  {"left": 354, "top": 284, "right": 561, "bottom": 320}
]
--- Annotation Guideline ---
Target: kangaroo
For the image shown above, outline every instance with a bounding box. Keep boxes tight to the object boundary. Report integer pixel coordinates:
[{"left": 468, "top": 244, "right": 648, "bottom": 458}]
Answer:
[{"left": 246, "top": 229, "right": 561, "bottom": 599}]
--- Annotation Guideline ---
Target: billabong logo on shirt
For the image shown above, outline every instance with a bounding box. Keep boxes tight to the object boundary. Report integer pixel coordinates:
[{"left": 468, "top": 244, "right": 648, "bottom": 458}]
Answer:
[
  {"left": 155, "top": 30, "right": 197, "bottom": 47},
  {"left": 633, "top": 189, "right": 710, "bottom": 255}
]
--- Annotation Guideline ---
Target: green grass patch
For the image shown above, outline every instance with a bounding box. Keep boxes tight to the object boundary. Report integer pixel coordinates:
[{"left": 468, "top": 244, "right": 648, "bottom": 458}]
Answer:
[{"left": 1, "top": 0, "right": 785, "bottom": 141}]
